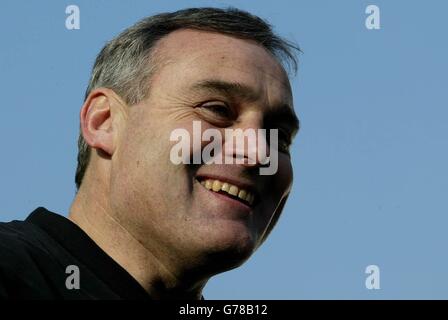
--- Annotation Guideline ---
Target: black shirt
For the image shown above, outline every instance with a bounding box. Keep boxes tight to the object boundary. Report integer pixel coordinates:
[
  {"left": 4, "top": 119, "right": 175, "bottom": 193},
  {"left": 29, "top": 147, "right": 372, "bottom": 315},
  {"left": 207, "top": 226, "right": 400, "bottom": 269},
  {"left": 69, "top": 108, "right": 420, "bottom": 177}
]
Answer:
[{"left": 0, "top": 207, "right": 151, "bottom": 300}]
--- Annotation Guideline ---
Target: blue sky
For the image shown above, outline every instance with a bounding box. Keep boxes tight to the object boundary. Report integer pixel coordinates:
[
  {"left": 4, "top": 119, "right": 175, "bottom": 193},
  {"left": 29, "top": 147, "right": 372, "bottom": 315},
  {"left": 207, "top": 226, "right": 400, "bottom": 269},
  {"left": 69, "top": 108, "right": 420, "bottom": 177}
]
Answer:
[{"left": 0, "top": 0, "right": 447, "bottom": 299}]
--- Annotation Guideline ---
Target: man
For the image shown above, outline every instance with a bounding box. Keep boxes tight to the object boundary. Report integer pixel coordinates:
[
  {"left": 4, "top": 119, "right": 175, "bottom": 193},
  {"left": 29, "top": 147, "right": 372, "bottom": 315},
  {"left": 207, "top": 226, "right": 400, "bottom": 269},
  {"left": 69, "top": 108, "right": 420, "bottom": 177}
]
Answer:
[{"left": 0, "top": 7, "right": 300, "bottom": 299}]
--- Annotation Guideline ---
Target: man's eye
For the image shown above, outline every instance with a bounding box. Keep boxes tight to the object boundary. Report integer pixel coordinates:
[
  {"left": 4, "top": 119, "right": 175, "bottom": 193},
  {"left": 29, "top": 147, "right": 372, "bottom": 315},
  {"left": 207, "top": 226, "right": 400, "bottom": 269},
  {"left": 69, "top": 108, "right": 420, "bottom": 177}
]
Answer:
[{"left": 201, "top": 102, "right": 232, "bottom": 118}]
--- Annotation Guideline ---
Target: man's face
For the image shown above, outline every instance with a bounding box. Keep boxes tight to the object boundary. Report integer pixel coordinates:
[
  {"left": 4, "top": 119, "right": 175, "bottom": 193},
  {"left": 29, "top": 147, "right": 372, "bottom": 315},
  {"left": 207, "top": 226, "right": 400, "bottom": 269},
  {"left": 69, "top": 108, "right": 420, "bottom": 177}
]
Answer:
[{"left": 109, "top": 29, "right": 298, "bottom": 274}]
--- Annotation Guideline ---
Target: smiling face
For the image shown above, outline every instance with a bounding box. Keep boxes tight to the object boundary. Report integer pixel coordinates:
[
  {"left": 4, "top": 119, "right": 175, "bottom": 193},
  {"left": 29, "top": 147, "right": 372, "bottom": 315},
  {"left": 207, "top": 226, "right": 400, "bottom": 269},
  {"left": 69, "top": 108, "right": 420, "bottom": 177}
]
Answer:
[{"left": 108, "top": 29, "right": 299, "bottom": 276}]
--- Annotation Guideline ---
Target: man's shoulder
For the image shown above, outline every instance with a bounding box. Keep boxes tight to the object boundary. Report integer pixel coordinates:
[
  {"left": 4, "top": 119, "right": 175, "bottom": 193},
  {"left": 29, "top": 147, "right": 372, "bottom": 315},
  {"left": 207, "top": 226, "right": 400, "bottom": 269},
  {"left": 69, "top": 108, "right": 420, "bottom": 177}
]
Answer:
[
  {"left": 0, "top": 218, "right": 46, "bottom": 265},
  {"left": 0, "top": 218, "right": 31, "bottom": 235},
  {"left": 0, "top": 214, "right": 68, "bottom": 299}
]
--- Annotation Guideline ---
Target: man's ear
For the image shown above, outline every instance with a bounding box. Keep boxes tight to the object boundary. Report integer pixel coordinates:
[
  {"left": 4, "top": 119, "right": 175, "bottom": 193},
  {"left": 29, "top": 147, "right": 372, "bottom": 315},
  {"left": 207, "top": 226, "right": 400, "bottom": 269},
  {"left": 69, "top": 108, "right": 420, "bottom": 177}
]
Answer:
[{"left": 80, "top": 88, "right": 126, "bottom": 156}]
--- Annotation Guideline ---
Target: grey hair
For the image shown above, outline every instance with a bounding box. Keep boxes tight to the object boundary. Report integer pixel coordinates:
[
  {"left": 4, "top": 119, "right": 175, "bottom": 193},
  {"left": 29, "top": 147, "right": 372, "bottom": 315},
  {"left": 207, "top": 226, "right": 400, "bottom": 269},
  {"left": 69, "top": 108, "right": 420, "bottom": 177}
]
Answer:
[{"left": 75, "top": 7, "right": 300, "bottom": 190}]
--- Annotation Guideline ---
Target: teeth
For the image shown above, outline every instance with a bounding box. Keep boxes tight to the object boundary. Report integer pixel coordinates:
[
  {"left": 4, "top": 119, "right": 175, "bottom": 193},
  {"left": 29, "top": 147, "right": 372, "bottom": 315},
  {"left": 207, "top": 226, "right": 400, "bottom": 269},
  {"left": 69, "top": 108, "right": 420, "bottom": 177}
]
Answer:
[
  {"left": 238, "top": 189, "right": 247, "bottom": 200},
  {"left": 199, "top": 179, "right": 255, "bottom": 206},
  {"left": 204, "top": 180, "right": 212, "bottom": 190},
  {"left": 212, "top": 180, "right": 222, "bottom": 192},
  {"left": 247, "top": 193, "right": 254, "bottom": 205},
  {"left": 228, "top": 185, "right": 239, "bottom": 196},
  {"left": 221, "top": 183, "right": 230, "bottom": 192}
]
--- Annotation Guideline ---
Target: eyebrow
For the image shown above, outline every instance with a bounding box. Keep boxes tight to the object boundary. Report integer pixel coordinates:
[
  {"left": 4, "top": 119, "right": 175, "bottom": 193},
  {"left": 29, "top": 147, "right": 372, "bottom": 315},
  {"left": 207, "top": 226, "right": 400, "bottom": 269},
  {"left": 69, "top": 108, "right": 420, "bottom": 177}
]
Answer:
[
  {"left": 191, "top": 79, "right": 260, "bottom": 102},
  {"left": 191, "top": 79, "right": 300, "bottom": 135}
]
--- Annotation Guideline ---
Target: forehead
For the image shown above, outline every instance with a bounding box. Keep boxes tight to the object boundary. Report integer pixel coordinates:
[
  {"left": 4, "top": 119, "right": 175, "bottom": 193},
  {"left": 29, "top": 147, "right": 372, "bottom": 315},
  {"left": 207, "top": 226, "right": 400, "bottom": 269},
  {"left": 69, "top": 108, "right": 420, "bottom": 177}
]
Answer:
[{"left": 150, "top": 29, "right": 293, "bottom": 105}]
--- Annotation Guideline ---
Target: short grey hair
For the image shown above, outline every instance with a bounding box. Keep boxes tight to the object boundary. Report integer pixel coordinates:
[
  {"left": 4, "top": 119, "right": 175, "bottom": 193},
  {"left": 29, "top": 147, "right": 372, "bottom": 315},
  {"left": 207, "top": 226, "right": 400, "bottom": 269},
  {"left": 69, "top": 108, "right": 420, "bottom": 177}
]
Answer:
[{"left": 75, "top": 7, "right": 300, "bottom": 190}]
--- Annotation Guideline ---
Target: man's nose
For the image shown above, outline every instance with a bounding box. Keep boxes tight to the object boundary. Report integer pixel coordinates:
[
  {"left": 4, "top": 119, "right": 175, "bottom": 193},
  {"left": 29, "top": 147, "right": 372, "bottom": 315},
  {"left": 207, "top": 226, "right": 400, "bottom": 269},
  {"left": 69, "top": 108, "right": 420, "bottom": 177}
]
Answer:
[{"left": 222, "top": 115, "right": 270, "bottom": 168}]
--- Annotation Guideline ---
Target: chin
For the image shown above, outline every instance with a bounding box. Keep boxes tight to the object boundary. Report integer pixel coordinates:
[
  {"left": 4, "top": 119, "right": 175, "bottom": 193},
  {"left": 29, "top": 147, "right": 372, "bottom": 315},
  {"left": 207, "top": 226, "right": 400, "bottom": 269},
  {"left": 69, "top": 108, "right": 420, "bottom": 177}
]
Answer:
[{"left": 197, "top": 223, "right": 257, "bottom": 272}]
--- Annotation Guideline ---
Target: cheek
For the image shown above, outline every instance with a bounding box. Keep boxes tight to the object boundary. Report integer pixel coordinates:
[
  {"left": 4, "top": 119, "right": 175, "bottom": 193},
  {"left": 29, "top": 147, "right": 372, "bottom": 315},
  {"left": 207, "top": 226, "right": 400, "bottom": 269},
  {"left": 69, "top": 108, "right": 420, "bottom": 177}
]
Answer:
[
  {"left": 255, "top": 155, "right": 292, "bottom": 221},
  {"left": 270, "top": 154, "right": 293, "bottom": 198},
  {"left": 110, "top": 130, "right": 183, "bottom": 225},
  {"left": 111, "top": 123, "right": 167, "bottom": 198},
  {"left": 251, "top": 155, "right": 292, "bottom": 238}
]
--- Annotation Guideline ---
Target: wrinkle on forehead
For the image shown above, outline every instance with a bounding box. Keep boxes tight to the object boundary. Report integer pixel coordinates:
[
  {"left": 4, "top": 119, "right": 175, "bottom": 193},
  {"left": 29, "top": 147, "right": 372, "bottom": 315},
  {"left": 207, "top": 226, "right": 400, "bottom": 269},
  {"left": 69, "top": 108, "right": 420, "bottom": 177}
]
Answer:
[{"left": 149, "top": 28, "right": 293, "bottom": 105}]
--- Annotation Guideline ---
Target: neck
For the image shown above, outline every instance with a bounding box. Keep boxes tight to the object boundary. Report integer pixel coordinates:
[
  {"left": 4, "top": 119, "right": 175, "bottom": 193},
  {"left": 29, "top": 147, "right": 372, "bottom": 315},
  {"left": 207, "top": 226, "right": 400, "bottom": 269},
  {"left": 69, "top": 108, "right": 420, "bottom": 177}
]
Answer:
[{"left": 68, "top": 182, "right": 206, "bottom": 300}]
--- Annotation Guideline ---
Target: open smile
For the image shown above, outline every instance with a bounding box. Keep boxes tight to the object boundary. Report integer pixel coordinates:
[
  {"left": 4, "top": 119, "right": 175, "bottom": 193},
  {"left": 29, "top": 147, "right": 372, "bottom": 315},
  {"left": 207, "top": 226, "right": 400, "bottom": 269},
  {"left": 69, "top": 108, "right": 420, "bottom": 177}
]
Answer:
[{"left": 195, "top": 177, "right": 258, "bottom": 208}]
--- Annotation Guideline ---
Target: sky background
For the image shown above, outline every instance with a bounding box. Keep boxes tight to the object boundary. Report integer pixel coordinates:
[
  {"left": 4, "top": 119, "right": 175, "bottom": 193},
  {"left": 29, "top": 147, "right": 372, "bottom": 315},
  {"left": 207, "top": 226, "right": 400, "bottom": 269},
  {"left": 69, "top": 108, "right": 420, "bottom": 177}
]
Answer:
[{"left": 0, "top": 0, "right": 447, "bottom": 299}]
